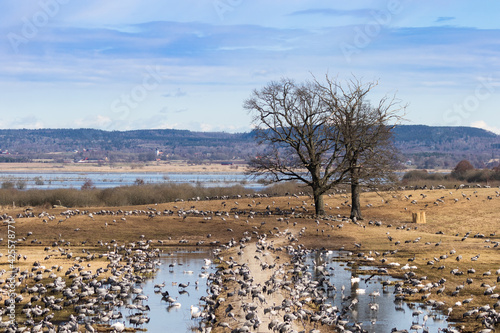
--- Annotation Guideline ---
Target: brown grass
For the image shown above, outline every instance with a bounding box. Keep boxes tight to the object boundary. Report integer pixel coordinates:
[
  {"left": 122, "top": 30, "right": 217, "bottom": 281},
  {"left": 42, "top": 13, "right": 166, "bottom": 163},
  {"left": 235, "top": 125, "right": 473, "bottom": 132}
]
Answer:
[{"left": 0, "top": 187, "right": 499, "bottom": 331}]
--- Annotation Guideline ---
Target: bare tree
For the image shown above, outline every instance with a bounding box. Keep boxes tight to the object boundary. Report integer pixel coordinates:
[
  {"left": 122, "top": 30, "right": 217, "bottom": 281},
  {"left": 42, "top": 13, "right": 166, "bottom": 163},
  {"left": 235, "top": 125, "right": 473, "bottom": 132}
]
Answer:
[
  {"left": 244, "top": 78, "right": 349, "bottom": 215},
  {"left": 245, "top": 76, "right": 404, "bottom": 216},
  {"left": 317, "top": 76, "right": 405, "bottom": 220}
]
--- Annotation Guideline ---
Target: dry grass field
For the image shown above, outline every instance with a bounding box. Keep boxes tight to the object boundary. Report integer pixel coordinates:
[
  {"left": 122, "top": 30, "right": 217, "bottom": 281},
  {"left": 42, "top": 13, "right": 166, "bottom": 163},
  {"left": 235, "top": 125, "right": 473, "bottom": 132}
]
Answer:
[{"left": 0, "top": 186, "right": 499, "bottom": 332}]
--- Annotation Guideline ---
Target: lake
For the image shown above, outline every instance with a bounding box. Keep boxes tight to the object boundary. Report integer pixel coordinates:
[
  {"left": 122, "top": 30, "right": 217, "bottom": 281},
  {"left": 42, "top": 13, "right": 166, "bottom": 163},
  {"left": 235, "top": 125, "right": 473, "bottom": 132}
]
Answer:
[{"left": 0, "top": 172, "right": 263, "bottom": 190}]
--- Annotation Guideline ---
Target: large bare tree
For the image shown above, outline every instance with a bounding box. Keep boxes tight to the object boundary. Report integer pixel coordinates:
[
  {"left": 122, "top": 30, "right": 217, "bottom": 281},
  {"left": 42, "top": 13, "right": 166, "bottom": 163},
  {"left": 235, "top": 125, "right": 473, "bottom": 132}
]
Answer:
[
  {"left": 245, "top": 76, "right": 404, "bottom": 216},
  {"left": 316, "top": 77, "right": 405, "bottom": 220},
  {"left": 244, "top": 78, "right": 349, "bottom": 215}
]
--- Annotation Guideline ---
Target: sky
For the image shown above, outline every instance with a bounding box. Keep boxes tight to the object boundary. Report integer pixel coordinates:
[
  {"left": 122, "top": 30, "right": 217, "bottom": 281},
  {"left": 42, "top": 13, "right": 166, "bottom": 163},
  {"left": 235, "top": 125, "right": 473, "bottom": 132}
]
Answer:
[{"left": 1, "top": 0, "right": 500, "bottom": 133}]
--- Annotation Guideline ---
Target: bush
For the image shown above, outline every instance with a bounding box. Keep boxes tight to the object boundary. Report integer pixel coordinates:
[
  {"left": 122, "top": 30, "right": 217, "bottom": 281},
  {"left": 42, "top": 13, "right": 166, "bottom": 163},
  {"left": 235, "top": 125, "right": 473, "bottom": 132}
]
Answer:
[
  {"left": 402, "top": 170, "right": 429, "bottom": 181},
  {"left": 402, "top": 170, "right": 445, "bottom": 181},
  {"left": 81, "top": 179, "right": 96, "bottom": 190},
  {"left": 260, "top": 181, "right": 307, "bottom": 196},
  {"left": 451, "top": 160, "right": 474, "bottom": 180},
  {"left": 463, "top": 169, "right": 494, "bottom": 183},
  {"left": 1, "top": 181, "right": 15, "bottom": 189},
  {"left": 34, "top": 177, "right": 44, "bottom": 186}
]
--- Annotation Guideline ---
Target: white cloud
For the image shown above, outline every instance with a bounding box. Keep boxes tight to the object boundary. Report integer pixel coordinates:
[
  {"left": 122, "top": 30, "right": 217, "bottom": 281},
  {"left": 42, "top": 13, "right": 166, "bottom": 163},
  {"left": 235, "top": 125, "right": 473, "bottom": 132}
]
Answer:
[
  {"left": 0, "top": 116, "right": 45, "bottom": 129},
  {"left": 192, "top": 122, "right": 250, "bottom": 133},
  {"left": 74, "top": 115, "right": 112, "bottom": 129},
  {"left": 2, "top": 2, "right": 500, "bottom": 133},
  {"left": 471, "top": 120, "right": 500, "bottom": 134}
]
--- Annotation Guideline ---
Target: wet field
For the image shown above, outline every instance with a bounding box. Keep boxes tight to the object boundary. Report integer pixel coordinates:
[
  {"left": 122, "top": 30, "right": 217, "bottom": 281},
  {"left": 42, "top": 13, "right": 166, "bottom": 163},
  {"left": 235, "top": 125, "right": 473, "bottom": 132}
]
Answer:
[
  {"left": 0, "top": 172, "right": 261, "bottom": 189},
  {"left": 305, "top": 250, "right": 450, "bottom": 332},
  {"left": 114, "top": 248, "right": 451, "bottom": 333},
  {"left": 113, "top": 248, "right": 216, "bottom": 332}
]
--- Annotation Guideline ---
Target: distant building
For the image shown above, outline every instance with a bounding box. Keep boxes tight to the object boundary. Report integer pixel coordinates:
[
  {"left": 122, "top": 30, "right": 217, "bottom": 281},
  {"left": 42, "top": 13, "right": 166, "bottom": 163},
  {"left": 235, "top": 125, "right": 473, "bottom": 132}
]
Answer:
[{"left": 77, "top": 158, "right": 100, "bottom": 163}]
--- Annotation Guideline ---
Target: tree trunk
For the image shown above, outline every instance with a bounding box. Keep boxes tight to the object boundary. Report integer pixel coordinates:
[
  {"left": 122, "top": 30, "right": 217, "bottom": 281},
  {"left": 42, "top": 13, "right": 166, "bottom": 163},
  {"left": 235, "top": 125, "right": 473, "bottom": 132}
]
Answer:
[
  {"left": 350, "top": 169, "right": 363, "bottom": 220},
  {"left": 314, "top": 192, "right": 325, "bottom": 216}
]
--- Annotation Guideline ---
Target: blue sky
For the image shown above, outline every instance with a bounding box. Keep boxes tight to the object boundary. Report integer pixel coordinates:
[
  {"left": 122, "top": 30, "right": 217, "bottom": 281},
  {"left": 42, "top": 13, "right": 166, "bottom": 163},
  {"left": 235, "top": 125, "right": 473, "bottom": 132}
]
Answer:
[{"left": 1, "top": 0, "right": 500, "bottom": 133}]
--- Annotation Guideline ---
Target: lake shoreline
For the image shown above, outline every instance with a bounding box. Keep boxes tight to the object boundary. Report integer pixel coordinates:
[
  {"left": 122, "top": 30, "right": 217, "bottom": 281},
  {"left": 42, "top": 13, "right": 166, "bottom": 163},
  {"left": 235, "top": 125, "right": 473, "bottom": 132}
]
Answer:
[
  {"left": 0, "top": 161, "right": 249, "bottom": 174},
  {"left": 0, "top": 162, "right": 452, "bottom": 175}
]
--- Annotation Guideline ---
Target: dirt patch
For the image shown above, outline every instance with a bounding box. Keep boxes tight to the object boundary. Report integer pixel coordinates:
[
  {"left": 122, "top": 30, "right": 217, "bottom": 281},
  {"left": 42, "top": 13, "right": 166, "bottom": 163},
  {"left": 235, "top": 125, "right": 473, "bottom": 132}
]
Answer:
[{"left": 211, "top": 233, "right": 306, "bottom": 333}]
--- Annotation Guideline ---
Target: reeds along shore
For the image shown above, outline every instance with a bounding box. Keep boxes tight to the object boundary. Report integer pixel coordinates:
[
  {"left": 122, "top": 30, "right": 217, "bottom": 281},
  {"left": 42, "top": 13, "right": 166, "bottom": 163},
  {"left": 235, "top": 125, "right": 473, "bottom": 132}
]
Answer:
[
  {"left": 0, "top": 180, "right": 308, "bottom": 208},
  {"left": 2, "top": 173, "right": 497, "bottom": 210}
]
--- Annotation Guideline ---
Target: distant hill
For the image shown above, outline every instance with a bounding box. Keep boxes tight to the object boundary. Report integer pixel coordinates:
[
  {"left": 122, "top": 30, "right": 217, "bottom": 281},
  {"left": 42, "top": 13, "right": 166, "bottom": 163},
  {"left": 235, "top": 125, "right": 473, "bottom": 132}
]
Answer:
[
  {"left": 391, "top": 125, "right": 499, "bottom": 169},
  {"left": 0, "top": 128, "right": 255, "bottom": 163},
  {"left": 0, "top": 125, "right": 498, "bottom": 169},
  {"left": 393, "top": 125, "right": 497, "bottom": 143}
]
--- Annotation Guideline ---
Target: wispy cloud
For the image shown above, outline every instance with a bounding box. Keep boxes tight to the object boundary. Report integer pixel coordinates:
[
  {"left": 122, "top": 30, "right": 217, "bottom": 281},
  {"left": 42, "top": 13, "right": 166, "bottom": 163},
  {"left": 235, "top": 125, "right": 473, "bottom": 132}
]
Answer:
[
  {"left": 471, "top": 120, "right": 500, "bottom": 135},
  {"left": 74, "top": 115, "right": 113, "bottom": 129},
  {"left": 191, "top": 122, "right": 249, "bottom": 133},
  {"left": 162, "top": 88, "right": 187, "bottom": 98},
  {"left": 0, "top": 116, "right": 45, "bottom": 129},
  {"left": 289, "top": 8, "right": 373, "bottom": 18},
  {"left": 435, "top": 16, "right": 455, "bottom": 23},
  {"left": 2, "top": 1, "right": 500, "bottom": 132}
]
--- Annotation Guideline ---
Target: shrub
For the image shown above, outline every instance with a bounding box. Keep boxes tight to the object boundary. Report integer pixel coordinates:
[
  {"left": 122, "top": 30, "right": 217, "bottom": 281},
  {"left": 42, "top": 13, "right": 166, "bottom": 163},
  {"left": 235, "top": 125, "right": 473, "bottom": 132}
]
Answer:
[
  {"left": 451, "top": 160, "right": 474, "bottom": 179},
  {"left": 402, "top": 170, "right": 429, "bottom": 181},
  {"left": 1, "top": 181, "right": 15, "bottom": 189},
  {"left": 0, "top": 180, "right": 318, "bottom": 208},
  {"left": 402, "top": 170, "right": 445, "bottom": 181},
  {"left": 464, "top": 169, "right": 494, "bottom": 183},
  {"left": 260, "top": 181, "right": 307, "bottom": 196},
  {"left": 81, "top": 179, "right": 96, "bottom": 190},
  {"left": 34, "top": 177, "right": 44, "bottom": 185},
  {"left": 16, "top": 180, "right": 26, "bottom": 190}
]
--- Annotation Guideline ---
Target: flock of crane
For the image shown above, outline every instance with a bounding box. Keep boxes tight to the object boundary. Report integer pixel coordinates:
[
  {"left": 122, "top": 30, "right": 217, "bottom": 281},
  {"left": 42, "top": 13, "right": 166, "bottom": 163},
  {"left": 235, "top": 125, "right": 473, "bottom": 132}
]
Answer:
[
  {"left": 0, "top": 186, "right": 499, "bottom": 332},
  {"left": 191, "top": 225, "right": 499, "bottom": 333}
]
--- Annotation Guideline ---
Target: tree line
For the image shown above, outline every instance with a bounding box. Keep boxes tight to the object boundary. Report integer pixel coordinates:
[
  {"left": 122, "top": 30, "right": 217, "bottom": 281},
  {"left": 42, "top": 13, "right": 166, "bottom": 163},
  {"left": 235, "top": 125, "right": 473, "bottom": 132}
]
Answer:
[{"left": 0, "top": 125, "right": 497, "bottom": 166}]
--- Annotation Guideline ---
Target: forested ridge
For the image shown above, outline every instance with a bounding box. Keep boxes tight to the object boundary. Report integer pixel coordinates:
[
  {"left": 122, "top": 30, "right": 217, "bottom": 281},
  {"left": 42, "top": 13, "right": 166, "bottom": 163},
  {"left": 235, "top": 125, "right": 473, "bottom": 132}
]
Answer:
[{"left": 0, "top": 125, "right": 498, "bottom": 169}]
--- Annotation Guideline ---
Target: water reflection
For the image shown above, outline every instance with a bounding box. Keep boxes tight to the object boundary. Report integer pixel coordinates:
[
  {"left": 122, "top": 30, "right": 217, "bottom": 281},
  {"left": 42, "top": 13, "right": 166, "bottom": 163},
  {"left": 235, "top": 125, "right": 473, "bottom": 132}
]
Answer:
[
  {"left": 0, "top": 172, "right": 262, "bottom": 189},
  {"left": 104, "top": 247, "right": 451, "bottom": 333},
  {"left": 306, "top": 250, "right": 450, "bottom": 333},
  {"left": 114, "top": 247, "right": 215, "bottom": 333}
]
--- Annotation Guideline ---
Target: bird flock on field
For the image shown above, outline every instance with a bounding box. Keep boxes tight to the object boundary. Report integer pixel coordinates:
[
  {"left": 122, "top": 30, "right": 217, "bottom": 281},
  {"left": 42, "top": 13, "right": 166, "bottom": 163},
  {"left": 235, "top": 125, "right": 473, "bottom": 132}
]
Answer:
[{"left": 0, "top": 186, "right": 498, "bottom": 332}]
